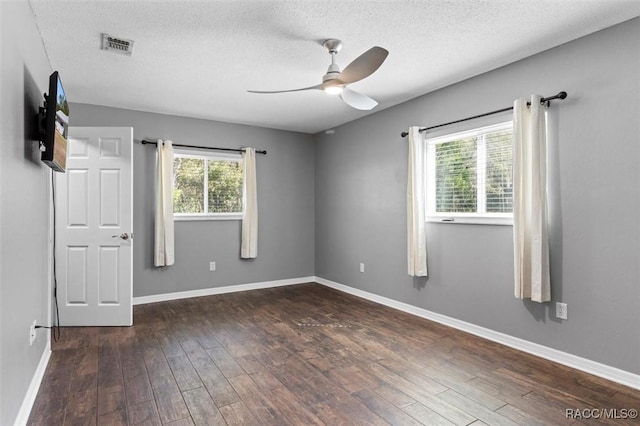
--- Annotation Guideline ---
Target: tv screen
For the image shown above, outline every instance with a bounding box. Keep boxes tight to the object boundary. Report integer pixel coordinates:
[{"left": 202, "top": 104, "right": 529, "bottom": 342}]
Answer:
[{"left": 41, "top": 71, "right": 69, "bottom": 172}]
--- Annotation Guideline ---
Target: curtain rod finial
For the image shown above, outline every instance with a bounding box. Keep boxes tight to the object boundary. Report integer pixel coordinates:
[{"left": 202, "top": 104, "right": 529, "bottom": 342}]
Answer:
[
  {"left": 557, "top": 91, "right": 568, "bottom": 99},
  {"left": 401, "top": 131, "right": 408, "bottom": 138}
]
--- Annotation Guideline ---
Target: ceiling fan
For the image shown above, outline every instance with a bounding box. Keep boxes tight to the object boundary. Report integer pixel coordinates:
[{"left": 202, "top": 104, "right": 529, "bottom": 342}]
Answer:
[{"left": 248, "top": 39, "right": 389, "bottom": 110}]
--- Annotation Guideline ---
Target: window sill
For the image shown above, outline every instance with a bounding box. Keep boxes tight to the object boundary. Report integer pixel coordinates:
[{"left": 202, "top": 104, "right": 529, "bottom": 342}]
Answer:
[
  {"left": 426, "top": 216, "right": 513, "bottom": 226},
  {"left": 174, "top": 214, "right": 243, "bottom": 222}
]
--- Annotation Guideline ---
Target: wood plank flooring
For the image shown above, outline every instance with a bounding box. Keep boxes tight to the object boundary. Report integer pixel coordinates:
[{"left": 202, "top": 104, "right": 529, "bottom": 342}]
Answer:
[{"left": 28, "top": 283, "right": 640, "bottom": 425}]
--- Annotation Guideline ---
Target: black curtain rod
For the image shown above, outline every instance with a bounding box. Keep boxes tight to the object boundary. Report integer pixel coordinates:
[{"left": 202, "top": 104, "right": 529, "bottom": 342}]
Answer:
[
  {"left": 141, "top": 140, "right": 267, "bottom": 155},
  {"left": 400, "top": 91, "right": 567, "bottom": 138}
]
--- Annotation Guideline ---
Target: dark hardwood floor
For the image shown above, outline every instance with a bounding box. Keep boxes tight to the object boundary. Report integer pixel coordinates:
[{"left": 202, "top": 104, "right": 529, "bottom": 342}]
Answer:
[{"left": 28, "top": 283, "right": 639, "bottom": 425}]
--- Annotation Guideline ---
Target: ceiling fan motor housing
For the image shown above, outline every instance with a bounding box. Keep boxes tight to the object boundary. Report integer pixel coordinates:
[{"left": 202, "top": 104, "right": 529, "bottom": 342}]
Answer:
[
  {"left": 322, "top": 39, "right": 343, "bottom": 83},
  {"left": 323, "top": 63, "right": 341, "bottom": 82}
]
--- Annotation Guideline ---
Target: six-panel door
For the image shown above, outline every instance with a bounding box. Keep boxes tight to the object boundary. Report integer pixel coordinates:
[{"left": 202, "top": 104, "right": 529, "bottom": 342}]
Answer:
[{"left": 56, "top": 127, "right": 133, "bottom": 326}]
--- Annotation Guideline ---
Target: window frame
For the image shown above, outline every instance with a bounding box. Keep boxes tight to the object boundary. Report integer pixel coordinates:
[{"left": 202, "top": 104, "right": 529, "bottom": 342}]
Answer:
[
  {"left": 425, "top": 120, "right": 514, "bottom": 226},
  {"left": 172, "top": 148, "right": 244, "bottom": 222}
]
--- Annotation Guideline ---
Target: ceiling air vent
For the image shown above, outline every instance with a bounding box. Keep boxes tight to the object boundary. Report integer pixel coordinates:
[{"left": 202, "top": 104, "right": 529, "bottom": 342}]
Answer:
[{"left": 102, "top": 34, "right": 134, "bottom": 56}]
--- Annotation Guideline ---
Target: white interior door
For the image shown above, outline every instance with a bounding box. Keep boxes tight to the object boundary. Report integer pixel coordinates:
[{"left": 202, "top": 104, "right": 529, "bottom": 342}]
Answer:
[{"left": 56, "top": 127, "right": 133, "bottom": 326}]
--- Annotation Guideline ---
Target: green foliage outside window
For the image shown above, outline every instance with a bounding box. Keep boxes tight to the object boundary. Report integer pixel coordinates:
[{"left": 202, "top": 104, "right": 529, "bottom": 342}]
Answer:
[
  {"left": 208, "top": 160, "right": 243, "bottom": 213},
  {"left": 485, "top": 131, "right": 513, "bottom": 213},
  {"left": 173, "top": 155, "right": 243, "bottom": 215},
  {"left": 174, "top": 157, "right": 204, "bottom": 213},
  {"left": 435, "top": 137, "right": 477, "bottom": 212}
]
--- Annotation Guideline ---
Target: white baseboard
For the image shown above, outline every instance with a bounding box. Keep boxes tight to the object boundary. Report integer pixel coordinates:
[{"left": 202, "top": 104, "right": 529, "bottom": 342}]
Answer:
[
  {"left": 14, "top": 342, "right": 51, "bottom": 426},
  {"left": 133, "top": 276, "right": 315, "bottom": 305},
  {"left": 314, "top": 276, "right": 640, "bottom": 391},
  {"left": 129, "top": 274, "right": 639, "bottom": 390}
]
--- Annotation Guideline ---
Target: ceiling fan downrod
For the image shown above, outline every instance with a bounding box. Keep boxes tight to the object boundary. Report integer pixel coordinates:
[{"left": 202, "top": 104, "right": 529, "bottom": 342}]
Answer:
[{"left": 322, "top": 39, "right": 342, "bottom": 82}]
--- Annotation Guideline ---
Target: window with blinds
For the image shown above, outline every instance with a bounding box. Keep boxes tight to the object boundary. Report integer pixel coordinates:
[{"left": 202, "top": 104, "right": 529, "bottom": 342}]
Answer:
[
  {"left": 425, "top": 121, "right": 513, "bottom": 224},
  {"left": 173, "top": 150, "right": 243, "bottom": 220}
]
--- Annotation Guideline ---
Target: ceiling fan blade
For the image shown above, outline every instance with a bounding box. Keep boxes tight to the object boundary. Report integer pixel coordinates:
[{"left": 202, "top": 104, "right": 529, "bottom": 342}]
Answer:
[
  {"left": 247, "top": 84, "right": 322, "bottom": 94},
  {"left": 333, "top": 46, "right": 388, "bottom": 85},
  {"left": 340, "top": 88, "right": 378, "bottom": 110}
]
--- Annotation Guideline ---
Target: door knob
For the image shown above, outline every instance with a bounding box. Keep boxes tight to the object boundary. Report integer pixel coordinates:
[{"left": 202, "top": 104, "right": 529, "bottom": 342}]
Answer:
[{"left": 112, "top": 233, "right": 129, "bottom": 240}]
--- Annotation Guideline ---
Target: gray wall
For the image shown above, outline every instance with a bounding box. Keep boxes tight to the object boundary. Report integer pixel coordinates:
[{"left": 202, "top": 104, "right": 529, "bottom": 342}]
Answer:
[
  {"left": 0, "top": 0, "right": 53, "bottom": 424},
  {"left": 69, "top": 104, "right": 315, "bottom": 298},
  {"left": 315, "top": 18, "right": 640, "bottom": 374},
  {"left": 2, "top": 10, "right": 636, "bottom": 423}
]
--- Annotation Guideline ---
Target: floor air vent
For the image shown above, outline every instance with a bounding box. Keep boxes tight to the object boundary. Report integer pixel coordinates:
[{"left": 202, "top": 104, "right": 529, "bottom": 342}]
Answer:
[{"left": 102, "top": 34, "right": 134, "bottom": 56}]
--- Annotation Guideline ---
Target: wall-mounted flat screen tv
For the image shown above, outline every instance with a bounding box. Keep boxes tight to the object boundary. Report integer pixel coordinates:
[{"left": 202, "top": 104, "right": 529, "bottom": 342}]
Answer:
[{"left": 41, "top": 71, "right": 69, "bottom": 172}]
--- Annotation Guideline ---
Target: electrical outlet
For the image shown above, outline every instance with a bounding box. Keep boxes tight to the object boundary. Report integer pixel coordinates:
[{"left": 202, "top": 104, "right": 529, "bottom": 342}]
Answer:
[
  {"left": 29, "top": 320, "right": 37, "bottom": 346},
  {"left": 209, "top": 261, "right": 216, "bottom": 271},
  {"left": 359, "top": 263, "right": 365, "bottom": 273},
  {"left": 556, "top": 302, "right": 568, "bottom": 320}
]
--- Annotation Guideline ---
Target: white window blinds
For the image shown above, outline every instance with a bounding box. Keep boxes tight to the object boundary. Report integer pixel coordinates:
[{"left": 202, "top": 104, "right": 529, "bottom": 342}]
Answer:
[{"left": 426, "top": 121, "right": 513, "bottom": 223}]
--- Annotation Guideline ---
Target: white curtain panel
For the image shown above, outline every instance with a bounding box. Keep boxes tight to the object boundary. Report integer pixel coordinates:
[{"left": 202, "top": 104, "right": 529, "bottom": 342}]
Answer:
[
  {"left": 241, "top": 147, "right": 258, "bottom": 258},
  {"left": 513, "top": 96, "right": 551, "bottom": 302},
  {"left": 407, "top": 127, "right": 428, "bottom": 276},
  {"left": 154, "top": 139, "right": 175, "bottom": 267}
]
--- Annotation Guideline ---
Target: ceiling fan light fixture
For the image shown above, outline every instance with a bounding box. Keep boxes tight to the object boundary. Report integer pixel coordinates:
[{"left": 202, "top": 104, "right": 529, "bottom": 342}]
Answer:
[
  {"left": 324, "top": 85, "right": 344, "bottom": 95},
  {"left": 247, "top": 40, "right": 388, "bottom": 111}
]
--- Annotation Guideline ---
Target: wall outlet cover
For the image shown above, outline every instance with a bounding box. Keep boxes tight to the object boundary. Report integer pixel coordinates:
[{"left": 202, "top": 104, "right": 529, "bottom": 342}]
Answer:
[
  {"left": 29, "top": 320, "right": 37, "bottom": 346},
  {"left": 556, "top": 302, "right": 568, "bottom": 320}
]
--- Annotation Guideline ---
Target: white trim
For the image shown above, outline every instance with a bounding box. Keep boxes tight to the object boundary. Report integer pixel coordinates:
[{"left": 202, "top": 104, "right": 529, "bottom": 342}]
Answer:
[
  {"left": 133, "top": 276, "right": 315, "bottom": 305},
  {"left": 174, "top": 148, "right": 242, "bottom": 160},
  {"left": 13, "top": 343, "right": 51, "bottom": 426},
  {"left": 129, "top": 274, "right": 639, "bottom": 389},
  {"left": 426, "top": 216, "right": 513, "bottom": 226},
  {"left": 174, "top": 213, "right": 243, "bottom": 221},
  {"left": 313, "top": 276, "right": 640, "bottom": 391}
]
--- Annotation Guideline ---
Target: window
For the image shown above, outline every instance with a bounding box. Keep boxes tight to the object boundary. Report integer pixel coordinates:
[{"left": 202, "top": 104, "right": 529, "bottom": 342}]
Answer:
[
  {"left": 425, "top": 121, "right": 513, "bottom": 225},
  {"left": 173, "top": 150, "right": 243, "bottom": 220}
]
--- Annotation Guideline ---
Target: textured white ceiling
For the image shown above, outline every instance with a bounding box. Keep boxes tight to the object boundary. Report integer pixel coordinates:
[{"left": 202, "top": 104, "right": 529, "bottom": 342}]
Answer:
[{"left": 30, "top": 0, "right": 640, "bottom": 134}]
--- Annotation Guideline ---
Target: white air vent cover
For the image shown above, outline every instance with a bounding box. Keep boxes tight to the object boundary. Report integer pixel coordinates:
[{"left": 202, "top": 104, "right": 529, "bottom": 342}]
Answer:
[{"left": 102, "top": 34, "right": 134, "bottom": 55}]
